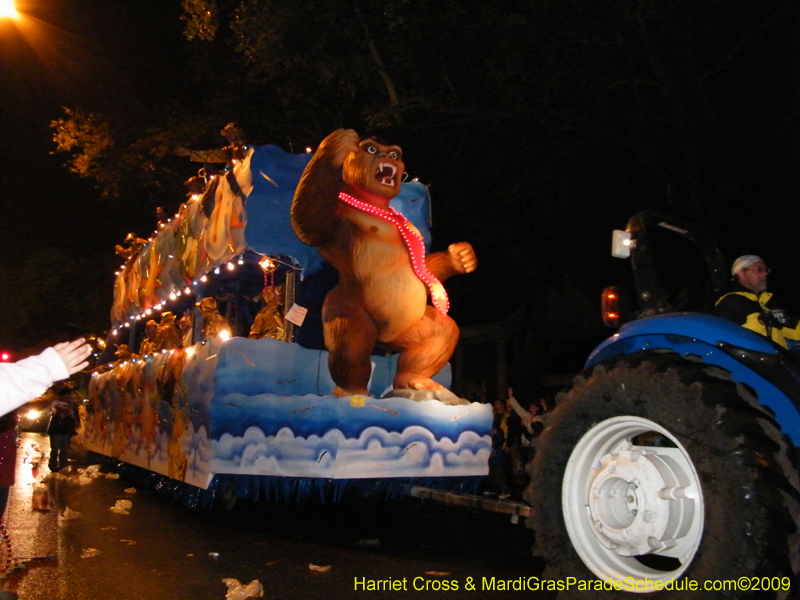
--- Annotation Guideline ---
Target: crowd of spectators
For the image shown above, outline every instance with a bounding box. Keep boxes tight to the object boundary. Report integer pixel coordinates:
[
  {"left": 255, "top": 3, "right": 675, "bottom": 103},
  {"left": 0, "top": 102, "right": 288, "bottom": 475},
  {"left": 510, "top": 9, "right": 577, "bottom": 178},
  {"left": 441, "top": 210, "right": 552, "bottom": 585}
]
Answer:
[{"left": 484, "top": 387, "right": 549, "bottom": 500}]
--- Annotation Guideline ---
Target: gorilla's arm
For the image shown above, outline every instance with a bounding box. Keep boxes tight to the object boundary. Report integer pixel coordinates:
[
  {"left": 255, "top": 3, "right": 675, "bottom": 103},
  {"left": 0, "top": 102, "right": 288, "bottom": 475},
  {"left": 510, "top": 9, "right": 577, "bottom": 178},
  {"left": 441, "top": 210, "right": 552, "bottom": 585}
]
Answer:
[
  {"left": 292, "top": 129, "right": 360, "bottom": 247},
  {"left": 426, "top": 242, "right": 477, "bottom": 282}
]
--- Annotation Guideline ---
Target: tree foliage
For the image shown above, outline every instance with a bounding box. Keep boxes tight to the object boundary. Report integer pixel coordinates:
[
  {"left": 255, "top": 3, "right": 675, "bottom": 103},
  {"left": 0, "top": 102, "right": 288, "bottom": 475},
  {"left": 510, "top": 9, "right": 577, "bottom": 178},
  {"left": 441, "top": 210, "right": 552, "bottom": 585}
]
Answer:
[
  {"left": 46, "top": 0, "right": 800, "bottom": 330},
  {"left": 55, "top": 1, "right": 798, "bottom": 217},
  {"left": 181, "top": 0, "right": 219, "bottom": 41},
  {"left": 169, "top": 0, "right": 800, "bottom": 220},
  {"left": 50, "top": 107, "right": 116, "bottom": 194}
]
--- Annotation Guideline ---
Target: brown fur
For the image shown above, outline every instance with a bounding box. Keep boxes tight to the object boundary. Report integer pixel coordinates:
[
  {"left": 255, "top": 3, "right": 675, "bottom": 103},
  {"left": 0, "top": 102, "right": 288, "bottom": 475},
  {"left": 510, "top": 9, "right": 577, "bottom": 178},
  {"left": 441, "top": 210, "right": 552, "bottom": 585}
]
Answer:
[{"left": 292, "top": 129, "right": 477, "bottom": 397}]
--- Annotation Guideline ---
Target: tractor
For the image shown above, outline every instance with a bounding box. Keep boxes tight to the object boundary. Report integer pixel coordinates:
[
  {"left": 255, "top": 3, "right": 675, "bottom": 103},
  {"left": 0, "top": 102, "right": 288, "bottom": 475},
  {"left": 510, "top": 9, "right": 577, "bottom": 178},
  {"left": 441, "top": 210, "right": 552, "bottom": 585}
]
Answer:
[{"left": 525, "top": 210, "right": 799, "bottom": 597}]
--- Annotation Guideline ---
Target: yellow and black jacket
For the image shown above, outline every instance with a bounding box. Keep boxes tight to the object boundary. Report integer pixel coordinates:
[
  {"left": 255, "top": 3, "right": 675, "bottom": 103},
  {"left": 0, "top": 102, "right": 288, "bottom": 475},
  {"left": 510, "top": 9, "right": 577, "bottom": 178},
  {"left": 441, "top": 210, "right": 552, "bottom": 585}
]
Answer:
[{"left": 714, "top": 284, "right": 800, "bottom": 349}]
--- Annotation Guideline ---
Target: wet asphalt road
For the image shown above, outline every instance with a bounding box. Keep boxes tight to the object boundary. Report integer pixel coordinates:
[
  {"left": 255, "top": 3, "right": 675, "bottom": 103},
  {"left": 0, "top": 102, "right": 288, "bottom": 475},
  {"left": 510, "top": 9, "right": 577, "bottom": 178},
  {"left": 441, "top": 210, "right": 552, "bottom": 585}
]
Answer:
[{"left": 2, "top": 433, "right": 554, "bottom": 600}]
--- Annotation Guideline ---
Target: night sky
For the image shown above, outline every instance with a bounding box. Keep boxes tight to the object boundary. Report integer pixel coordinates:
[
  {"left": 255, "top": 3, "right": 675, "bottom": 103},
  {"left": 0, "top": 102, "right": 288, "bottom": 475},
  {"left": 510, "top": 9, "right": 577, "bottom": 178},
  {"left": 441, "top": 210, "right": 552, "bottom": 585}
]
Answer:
[
  {"left": 1, "top": 1, "right": 799, "bottom": 355},
  {"left": 1, "top": 0, "right": 185, "bottom": 262},
  {"left": 1, "top": 1, "right": 189, "bottom": 353}
]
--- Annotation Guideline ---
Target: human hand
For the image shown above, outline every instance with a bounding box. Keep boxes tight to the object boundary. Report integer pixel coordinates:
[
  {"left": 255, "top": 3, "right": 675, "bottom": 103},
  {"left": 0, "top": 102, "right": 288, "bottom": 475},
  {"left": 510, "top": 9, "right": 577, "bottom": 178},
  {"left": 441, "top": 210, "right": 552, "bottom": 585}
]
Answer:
[{"left": 53, "top": 338, "right": 92, "bottom": 375}]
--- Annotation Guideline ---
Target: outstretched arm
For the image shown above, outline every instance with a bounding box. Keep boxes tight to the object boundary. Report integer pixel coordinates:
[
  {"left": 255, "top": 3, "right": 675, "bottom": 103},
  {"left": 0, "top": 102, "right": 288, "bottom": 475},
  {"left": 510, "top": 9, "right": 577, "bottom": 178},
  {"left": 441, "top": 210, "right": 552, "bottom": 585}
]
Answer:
[
  {"left": 426, "top": 242, "right": 477, "bottom": 282},
  {"left": 0, "top": 339, "right": 91, "bottom": 416},
  {"left": 292, "top": 129, "right": 360, "bottom": 247},
  {"left": 53, "top": 338, "right": 93, "bottom": 375}
]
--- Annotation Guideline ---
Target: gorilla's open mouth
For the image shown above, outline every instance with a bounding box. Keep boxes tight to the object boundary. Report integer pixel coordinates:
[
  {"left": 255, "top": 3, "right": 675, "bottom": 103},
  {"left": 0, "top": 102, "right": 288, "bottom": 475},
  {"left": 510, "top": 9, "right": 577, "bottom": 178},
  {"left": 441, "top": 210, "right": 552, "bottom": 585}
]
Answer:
[{"left": 375, "top": 162, "right": 397, "bottom": 187}]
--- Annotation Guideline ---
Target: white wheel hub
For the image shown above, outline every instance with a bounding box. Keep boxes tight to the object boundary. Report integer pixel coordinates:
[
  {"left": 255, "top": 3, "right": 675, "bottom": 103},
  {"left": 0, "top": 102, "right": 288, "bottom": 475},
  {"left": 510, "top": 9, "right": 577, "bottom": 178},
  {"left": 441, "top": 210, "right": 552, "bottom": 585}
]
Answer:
[{"left": 563, "top": 416, "right": 704, "bottom": 590}]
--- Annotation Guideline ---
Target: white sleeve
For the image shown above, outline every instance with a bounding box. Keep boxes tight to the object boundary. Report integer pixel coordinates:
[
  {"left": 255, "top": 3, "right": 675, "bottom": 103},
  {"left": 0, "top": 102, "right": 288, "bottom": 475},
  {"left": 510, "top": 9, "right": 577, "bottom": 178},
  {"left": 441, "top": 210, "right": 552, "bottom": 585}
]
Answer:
[
  {"left": 508, "top": 395, "right": 528, "bottom": 419},
  {"left": 0, "top": 347, "right": 70, "bottom": 416}
]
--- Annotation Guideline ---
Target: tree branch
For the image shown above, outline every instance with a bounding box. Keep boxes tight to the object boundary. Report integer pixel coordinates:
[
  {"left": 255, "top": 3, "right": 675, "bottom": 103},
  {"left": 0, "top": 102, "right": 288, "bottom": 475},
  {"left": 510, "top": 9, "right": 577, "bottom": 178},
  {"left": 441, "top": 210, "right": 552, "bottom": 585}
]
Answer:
[{"left": 354, "top": 4, "right": 399, "bottom": 106}]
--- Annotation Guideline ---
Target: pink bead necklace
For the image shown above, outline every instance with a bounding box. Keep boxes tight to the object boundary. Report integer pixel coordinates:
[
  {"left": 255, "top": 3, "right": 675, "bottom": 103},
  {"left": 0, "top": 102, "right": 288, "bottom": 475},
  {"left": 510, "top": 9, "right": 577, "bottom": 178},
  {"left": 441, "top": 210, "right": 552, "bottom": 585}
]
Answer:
[{"left": 338, "top": 191, "right": 449, "bottom": 315}]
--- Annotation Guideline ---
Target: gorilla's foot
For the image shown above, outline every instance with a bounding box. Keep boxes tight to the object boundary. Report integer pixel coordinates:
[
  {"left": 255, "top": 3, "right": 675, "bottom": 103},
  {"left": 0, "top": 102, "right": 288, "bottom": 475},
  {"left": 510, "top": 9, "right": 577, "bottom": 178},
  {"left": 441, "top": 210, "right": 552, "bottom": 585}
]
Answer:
[
  {"left": 386, "top": 387, "right": 470, "bottom": 405},
  {"left": 332, "top": 385, "right": 371, "bottom": 398},
  {"left": 393, "top": 375, "right": 445, "bottom": 391}
]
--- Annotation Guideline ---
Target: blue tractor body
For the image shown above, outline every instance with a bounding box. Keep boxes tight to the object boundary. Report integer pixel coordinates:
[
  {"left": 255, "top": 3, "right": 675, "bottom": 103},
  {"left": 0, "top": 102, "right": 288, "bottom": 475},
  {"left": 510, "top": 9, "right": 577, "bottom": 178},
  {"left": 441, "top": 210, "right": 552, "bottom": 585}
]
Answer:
[{"left": 588, "top": 312, "right": 800, "bottom": 445}]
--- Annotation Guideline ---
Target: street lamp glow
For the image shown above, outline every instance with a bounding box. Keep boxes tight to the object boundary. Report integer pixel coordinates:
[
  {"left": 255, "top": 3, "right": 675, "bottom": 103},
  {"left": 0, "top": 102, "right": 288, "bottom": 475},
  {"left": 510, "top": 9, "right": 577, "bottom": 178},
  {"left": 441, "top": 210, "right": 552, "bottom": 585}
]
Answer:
[{"left": 0, "top": 0, "right": 19, "bottom": 19}]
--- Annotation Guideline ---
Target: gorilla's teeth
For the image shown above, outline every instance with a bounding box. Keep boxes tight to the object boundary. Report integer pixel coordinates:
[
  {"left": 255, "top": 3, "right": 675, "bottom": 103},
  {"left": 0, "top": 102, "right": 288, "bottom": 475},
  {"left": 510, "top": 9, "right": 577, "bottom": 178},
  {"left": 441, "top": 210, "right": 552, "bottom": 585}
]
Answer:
[{"left": 375, "top": 162, "right": 397, "bottom": 186}]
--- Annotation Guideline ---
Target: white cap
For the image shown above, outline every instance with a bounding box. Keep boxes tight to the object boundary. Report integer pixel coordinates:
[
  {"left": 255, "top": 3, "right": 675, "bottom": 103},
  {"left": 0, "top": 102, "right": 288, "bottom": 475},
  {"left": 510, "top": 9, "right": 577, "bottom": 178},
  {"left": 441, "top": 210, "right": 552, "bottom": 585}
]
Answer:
[{"left": 731, "top": 255, "right": 763, "bottom": 276}]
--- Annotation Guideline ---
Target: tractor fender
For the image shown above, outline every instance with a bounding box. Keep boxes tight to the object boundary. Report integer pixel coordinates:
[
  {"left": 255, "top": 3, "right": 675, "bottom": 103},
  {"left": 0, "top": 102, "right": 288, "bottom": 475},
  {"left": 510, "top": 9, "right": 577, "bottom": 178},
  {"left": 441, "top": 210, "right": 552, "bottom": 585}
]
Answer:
[{"left": 586, "top": 312, "right": 800, "bottom": 445}]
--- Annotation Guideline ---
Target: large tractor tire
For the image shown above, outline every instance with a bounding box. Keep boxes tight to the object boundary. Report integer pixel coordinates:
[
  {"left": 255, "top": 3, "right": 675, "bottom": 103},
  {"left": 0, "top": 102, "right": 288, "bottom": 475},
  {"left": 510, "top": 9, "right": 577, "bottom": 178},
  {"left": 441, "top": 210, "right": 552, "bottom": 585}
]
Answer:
[{"left": 525, "top": 352, "right": 799, "bottom": 599}]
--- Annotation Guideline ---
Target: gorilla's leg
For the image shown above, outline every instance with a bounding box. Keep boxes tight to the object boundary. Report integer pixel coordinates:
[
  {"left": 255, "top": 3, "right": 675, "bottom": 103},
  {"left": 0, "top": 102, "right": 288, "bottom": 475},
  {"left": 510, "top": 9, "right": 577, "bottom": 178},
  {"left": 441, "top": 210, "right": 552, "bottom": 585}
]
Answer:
[
  {"left": 389, "top": 306, "right": 459, "bottom": 391},
  {"left": 323, "top": 291, "right": 377, "bottom": 397}
]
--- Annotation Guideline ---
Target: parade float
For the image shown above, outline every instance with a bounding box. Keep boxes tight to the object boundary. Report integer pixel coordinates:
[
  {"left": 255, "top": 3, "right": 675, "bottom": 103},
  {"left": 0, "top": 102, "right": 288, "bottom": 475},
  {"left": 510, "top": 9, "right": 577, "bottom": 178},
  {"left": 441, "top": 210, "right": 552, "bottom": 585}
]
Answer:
[
  {"left": 82, "top": 130, "right": 800, "bottom": 596},
  {"left": 84, "top": 131, "right": 492, "bottom": 506}
]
